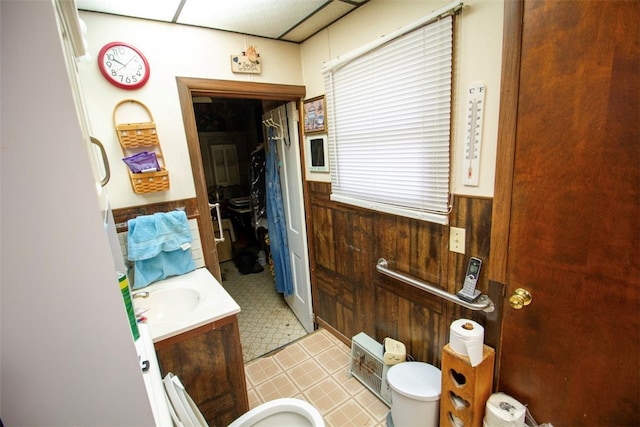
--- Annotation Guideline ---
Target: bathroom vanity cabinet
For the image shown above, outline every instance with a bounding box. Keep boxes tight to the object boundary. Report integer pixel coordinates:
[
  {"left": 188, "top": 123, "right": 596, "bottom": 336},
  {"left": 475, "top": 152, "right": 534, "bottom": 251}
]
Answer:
[{"left": 154, "top": 314, "right": 249, "bottom": 426}]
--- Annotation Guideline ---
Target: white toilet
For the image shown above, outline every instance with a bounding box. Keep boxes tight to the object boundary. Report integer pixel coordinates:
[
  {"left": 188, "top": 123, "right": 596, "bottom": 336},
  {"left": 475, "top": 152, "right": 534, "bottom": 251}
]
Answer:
[
  {"left": 385, "top": 362, "right": 442, "bottom": 427},
  {"left": 228, "top": 398, "right": 325, "bottom": 427},
  {"left": 163, "top": 373, "right": 325, "bottom": 427}
]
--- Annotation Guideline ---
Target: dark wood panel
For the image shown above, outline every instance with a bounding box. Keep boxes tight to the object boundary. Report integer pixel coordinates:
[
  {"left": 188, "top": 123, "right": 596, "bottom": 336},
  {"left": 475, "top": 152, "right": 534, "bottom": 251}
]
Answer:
[
  {"left": 333, "top": 209, "right": 374, "bottom": 282},
  {"left": 374, "top": 284, "right": 446, "bottom": 365},
  {"left": 310, "top": 205, "right": 334, "bottom": 271},
  {"left": 307, "top": 180, "right": 494, "bottom": 368},
  {"left": 448, "top": 196, "right": 493, "bottom": 294},
  {"left": 155, "top": 316, "right": 249, "bottom": 427}
]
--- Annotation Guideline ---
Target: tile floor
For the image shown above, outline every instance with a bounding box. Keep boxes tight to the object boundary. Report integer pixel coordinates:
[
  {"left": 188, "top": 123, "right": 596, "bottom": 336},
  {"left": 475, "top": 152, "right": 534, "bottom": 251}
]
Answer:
[
  {"left": 220, "top": 260, "right": 391, "bottom": 425},
  {"left": 244, "top": 329, "right": 391, "bottom": 427},
  {"left": 220, "top": 261, "right": 308, "bottom": 362}
]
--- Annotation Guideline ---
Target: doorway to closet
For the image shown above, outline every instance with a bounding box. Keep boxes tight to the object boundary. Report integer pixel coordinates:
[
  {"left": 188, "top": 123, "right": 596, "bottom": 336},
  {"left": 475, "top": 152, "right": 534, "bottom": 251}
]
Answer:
[{"left": 176, "top": 78, "right": 314, "bottom": 363}]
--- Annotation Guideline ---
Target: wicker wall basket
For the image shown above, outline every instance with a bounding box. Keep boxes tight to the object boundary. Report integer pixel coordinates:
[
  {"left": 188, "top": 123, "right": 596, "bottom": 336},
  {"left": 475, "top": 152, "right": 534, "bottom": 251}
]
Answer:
[
  {"left": 128, "top": 169, "right": 170, "bottom": 194},
  {"left": 113, "top": 99, "right": 170, "bottom": 194}
]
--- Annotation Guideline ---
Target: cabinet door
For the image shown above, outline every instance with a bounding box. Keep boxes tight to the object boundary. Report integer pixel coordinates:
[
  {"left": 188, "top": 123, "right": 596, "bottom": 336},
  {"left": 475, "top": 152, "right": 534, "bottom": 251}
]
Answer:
[{"left": 154, "top": 316, "right": 249, "bottom": 427}]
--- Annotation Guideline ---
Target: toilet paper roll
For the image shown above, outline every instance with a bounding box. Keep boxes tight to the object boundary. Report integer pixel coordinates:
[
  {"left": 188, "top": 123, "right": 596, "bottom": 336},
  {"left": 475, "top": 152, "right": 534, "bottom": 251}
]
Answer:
[
  {"left": 449, "top": 319, "right": 484, "bottom": 367},
  {"left": 483, "top": 392, "right": 526, "bottom": 427}
]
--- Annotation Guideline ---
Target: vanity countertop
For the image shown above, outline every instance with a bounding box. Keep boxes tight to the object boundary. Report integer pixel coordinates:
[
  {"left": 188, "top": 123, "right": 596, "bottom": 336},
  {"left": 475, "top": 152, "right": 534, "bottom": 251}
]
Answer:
[{"left": 135, "top": 268, "right": 240, "bottom": 343}]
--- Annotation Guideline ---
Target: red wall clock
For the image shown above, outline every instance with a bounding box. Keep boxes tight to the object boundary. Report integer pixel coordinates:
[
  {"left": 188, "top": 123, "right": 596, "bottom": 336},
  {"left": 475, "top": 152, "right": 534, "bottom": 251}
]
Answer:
[{"left": 98, "top": 42, "right": 150, "bottom": 90}]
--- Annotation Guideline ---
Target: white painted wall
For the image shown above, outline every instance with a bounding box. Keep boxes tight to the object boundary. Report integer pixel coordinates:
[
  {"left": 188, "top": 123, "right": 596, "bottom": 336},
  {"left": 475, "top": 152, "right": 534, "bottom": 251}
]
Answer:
[
  {"left": 0, "top": 1, "right": 154, "bottom": 424},
  {"left": 300, "top": 0, "right": 504, "bottom": 196},
  {"left": 78, "top": 12, "right": 303, "bottom": 209}
]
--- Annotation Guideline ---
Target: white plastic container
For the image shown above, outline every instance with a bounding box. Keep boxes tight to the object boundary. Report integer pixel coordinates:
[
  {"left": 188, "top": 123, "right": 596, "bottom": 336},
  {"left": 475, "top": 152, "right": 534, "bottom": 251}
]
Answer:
[{"left": 386, "top": 362, "right": 442, "bottom": 427}]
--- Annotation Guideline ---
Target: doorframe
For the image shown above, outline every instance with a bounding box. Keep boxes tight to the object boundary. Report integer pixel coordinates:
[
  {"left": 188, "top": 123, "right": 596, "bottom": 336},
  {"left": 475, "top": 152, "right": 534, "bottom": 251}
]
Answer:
[
  {"left": 487, "top": 0, "right": 523, "bottom": 385},
  {"left": 176, "top": 77, "right": 306, "bottom": 282}
]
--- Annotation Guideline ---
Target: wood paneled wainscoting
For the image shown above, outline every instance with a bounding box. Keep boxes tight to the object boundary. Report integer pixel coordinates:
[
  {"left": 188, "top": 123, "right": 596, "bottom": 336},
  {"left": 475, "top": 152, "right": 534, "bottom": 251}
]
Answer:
[{"left": 306, "top": 181, "right": 497, "bottom": 367}]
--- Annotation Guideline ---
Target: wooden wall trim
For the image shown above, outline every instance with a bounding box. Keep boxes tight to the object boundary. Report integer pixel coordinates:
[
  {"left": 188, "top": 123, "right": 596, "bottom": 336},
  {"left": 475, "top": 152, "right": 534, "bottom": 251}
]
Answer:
[
  {"left": 488, "top": 0, "right": 524, "bottom": 387},
  {"left": 175, "top": 77, "right": 306, "bottom": 282},
  {"left": 176, "top": 78, "right": 220, "bottom": 280},
  {"left": 182, "top": 77, "right": 306, "bottom": 101},
  {"left": 488, "top": 0, "right": 524, "bottom": 284}
]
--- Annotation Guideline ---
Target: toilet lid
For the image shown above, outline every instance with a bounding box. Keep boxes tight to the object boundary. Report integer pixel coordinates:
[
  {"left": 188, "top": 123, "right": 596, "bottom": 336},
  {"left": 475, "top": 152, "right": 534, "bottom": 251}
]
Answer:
[
  {"left": 163, "top": 373, "right": 208, "bottom": 427},
  {"left": 386, "top": 362, "right": 442, "bottom": 402}
]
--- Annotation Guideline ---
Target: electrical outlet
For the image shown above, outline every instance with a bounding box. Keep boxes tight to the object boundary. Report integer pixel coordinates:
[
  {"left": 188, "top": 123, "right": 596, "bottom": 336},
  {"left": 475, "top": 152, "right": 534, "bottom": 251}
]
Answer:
[{"left": 450, "top": 227, "right": 466, "bottom": 254}]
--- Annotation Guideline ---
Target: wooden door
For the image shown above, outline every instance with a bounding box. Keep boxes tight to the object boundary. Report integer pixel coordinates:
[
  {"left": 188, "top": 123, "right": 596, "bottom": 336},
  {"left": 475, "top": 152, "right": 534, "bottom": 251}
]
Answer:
[{"left": 491, "top": 1, "right": 639, "bottom": 425}]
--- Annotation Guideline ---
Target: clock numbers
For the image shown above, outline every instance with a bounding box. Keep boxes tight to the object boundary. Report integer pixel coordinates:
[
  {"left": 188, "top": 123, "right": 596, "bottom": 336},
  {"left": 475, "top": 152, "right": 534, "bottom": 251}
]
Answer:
[{"left": 98, "top": 42, "right": 150, "bottom": 89}]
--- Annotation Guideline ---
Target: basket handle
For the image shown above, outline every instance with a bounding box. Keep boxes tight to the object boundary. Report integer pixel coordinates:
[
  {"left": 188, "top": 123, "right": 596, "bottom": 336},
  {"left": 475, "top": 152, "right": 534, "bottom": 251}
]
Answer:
[{"left": 112, "top": 99, "right": 155, "bottom": 126}]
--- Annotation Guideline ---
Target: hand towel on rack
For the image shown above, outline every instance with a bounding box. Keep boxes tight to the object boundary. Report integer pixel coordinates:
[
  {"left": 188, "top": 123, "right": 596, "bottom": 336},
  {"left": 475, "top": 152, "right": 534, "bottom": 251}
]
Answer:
[{"left": 127, "top": 210, "right": 196, "bottom": 289}]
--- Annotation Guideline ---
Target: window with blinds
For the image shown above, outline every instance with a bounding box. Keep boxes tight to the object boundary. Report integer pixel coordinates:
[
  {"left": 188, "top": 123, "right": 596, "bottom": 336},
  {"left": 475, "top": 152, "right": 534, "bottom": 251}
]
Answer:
[{"left": 322, "top": 13, "right": 454, "bottom": 225}]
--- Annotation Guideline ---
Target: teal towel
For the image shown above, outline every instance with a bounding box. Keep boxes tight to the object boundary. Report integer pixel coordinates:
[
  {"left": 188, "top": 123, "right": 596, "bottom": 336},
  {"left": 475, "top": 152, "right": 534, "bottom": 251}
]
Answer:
[
  {"left": 132, "top": 251, "right": 196, "bottom": 290},
  {"left": 127, "top": 211, "right": 196, "bottom": 288},
  {"left": 127, "top": 211, "right": 192, "bottom": 261}
]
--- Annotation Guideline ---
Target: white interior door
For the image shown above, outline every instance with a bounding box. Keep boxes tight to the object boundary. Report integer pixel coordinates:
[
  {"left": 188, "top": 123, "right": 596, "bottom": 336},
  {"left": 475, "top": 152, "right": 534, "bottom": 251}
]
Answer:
[{"left": 263, "top": 103, "right": 314, "bottom": 332}]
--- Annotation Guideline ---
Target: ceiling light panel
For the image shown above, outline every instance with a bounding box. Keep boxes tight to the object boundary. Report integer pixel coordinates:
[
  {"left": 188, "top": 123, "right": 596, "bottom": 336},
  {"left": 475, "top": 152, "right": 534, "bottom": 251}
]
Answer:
[
  {"left": 177, "top": 0, "right": 329, "bottom": 39},
  {"left": 282, "top": 1, "right": 355, "bottom": 42},
  {"left": 76, "top": 0, "right": 183, "bottom": 22}
]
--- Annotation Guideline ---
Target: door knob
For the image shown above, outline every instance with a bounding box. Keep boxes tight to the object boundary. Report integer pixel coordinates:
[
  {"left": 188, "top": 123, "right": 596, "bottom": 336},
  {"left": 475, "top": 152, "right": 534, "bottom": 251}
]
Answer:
[{"left": 509, "top": 288, "right": 532, "bottom": 309}]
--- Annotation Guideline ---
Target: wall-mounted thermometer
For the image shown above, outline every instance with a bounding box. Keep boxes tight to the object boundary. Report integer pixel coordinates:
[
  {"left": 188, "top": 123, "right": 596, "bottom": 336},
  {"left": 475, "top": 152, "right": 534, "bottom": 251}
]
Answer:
[{"left": 463, "top": 83, "right": 486, "bottom": 187}]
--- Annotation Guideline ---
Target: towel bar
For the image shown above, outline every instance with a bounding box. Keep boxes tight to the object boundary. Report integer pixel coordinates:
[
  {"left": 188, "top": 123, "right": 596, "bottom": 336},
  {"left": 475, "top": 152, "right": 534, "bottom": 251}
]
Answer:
[
  {"left": 209, "top": 203, "right": 225, "bottom": 244},
  {"left": 376, "top": 258, "right": 495, "bottom": 312}
]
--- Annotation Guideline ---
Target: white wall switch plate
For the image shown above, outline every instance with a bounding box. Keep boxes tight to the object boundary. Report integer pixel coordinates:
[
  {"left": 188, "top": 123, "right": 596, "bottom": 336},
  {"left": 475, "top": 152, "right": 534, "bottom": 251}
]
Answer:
[{"left": 450, "top": 227, "right": 466, "bottom": 254}]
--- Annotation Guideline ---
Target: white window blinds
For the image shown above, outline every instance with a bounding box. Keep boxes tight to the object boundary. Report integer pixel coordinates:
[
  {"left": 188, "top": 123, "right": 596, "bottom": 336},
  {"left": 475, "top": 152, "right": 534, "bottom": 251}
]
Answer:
[{"left": 322, "top": 13, "right": 454, "bottom": 225}]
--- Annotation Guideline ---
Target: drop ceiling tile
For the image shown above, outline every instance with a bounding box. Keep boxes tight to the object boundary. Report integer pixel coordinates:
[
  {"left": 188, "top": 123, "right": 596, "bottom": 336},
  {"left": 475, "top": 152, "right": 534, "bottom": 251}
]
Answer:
[
  {"left": 281, "top": 1, "right": 354, "bottom": 42},
  {"left": 76, "top": 0, "right": 182, "bottom": 22},
  {"left": 177, "top": 0, "right": 329, "bottom": 39}
]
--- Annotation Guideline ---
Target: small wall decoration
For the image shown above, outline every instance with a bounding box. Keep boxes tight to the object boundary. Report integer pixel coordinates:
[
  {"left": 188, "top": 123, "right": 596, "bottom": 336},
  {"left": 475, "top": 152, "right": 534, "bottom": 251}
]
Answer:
[
  {"left": 303, "top": 96, "right": 326, "bottom": 134},
  {"left": 231, "top": 45, "right": 261, "bottom": 74},
  {"left": 307, "top": 134, "right": 329, "bottom": 173}
]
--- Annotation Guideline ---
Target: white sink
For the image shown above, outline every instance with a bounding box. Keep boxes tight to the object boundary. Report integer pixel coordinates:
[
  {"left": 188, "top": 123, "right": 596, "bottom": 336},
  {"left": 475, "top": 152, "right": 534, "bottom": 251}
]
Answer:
[
  {"left": 139, "top": 288, "right": 201, "bottom": 323},
  {"left": 132, "top": 268, "right": 240, "bottom": 342}
]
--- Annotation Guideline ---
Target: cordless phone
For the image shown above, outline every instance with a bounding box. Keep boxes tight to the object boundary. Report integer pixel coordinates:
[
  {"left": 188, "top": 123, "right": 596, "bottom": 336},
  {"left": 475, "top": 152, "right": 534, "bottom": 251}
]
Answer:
[{"left": 457, "top": 257, "right": 482, "bottom": 303}]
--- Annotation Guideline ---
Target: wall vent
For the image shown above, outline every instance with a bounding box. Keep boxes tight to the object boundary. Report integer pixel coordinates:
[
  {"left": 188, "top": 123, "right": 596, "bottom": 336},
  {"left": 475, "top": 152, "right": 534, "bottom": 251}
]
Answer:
[{"left": 348, "top": 332, "right": 392, "bottom": 407}]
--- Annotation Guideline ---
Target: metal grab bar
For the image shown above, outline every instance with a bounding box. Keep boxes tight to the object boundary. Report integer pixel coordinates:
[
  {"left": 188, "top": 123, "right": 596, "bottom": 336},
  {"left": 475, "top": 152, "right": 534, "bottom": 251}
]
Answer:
[{"left": 376, "top": 258, "right": 495, "bottom": 312}]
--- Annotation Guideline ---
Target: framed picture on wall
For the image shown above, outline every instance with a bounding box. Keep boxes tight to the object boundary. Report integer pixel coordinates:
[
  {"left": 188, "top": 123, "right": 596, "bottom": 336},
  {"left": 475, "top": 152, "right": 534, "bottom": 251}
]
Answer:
[
  {"left": 306, "top": 135, "right": 329, "bottom": 173},
  {"left": 303, "top": 96, "right": 326, "bottom": 134}
]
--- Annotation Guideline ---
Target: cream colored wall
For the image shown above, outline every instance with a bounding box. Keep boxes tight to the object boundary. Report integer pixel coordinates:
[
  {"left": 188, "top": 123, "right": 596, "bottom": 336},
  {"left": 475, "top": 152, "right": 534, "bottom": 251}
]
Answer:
[
  {"left": 300, "top": 0, "right": 504, "bottom": 196},
  {"left": 79, "top": 0, "right": 503, "bottom": 207},
  {"left": 78, "top": 12, "right": 303, "bottom": 209}
]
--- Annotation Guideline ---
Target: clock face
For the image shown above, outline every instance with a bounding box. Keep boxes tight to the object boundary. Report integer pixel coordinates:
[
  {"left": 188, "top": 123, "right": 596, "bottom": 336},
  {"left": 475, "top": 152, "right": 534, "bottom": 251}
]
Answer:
[{"left": 98, "top": 42, "right": 150, "bottom": 90}]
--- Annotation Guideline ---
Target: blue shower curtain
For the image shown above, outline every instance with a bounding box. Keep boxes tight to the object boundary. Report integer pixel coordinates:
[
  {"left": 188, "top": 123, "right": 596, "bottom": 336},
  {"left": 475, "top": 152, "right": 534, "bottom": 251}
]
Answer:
[{"left": 266, "top": 127, "right": 294, "bottom": 297}]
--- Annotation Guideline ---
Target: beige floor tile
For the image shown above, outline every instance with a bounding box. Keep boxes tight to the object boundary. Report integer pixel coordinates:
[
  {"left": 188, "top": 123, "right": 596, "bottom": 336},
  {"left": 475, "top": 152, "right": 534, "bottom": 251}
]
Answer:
[
  {"left": 303, "top": 376, "right": 351, "bottom": 414},
  {"left": 246, "top": 388, "right": 262, "bottom": 410},
  {"left": 287, "top": 358, "right": 330, "bottom": 391},
  {"left": 299, "top": 331, "right": 336, "bottom": 356},
  {"left": 245, "top": 357, "right": 283, "bottom": 386},
  {"left": 319, "top": 328, "right": 348, "bottom": 347},
  {"left": 272, "top": 342, "right": 310, "bottom": 370},
  {"left": 331, "top": 369, "right": 370, "bottom": 395},
  {"left": 254, "top": 373, "right": 301, "bottom": 402},
  {"left": 315, "top": 345, "right": 351, "bottom": 374},
  {"left": 354, "top": 388, "right": 390, "bottom": 422},
  {"left": 325, "top": 400, "right": 379, "bottom": 427},
  {"left": 243, "top": 326, "right": 386, "bottom": 426}
]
